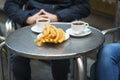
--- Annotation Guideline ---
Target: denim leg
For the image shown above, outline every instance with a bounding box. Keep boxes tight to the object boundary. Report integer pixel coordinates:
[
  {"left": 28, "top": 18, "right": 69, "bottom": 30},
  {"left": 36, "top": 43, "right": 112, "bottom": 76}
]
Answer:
[
  {"left": 51, "top": 59, "right": 70, "bottom": 80},
  {"left": 96, "top": 43, "right": 120, "bottom": 80},
  {"left": 11, "top": 54, "right": 31, "bottom": 80}
]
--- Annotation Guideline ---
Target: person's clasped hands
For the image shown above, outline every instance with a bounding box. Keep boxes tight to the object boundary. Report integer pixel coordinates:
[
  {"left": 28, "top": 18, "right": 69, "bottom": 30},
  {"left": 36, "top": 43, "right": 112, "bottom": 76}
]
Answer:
[{"left": 26, "top": 9, "right": 58, "bottom": 25}]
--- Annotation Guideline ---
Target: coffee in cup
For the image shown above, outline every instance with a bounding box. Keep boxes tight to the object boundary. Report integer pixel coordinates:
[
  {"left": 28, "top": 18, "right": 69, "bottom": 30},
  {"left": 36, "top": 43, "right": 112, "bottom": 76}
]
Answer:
[
  {"left": 36, "top": 18, "right": 50, "bottom": 30},
  {"left": 71, "top": 21, "right": 89, "bottom": 34}
]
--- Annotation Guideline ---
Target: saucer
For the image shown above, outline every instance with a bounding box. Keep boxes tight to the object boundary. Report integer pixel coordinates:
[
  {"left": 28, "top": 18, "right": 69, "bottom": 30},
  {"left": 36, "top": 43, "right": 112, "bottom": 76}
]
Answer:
[
  {"left": 37, "top": 33, "right": 70, "bottom": 41},
  {"left": 66, "top": 28, "right": 92, "bottom": 37},
  {"left": 31, "top": 24, "right": 43, "bottom": 33}
]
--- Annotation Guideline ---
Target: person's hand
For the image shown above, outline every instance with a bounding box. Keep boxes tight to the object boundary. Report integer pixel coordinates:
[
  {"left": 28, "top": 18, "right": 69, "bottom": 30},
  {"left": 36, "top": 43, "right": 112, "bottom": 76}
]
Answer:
[
  {"left": 40, "top": 9, "right": 58, "bottom": 22},
  {"left": 26, "top": 11, "right": 43, "bottom": 25},
  {"left": 26, "top": 9, "right": 58, "bottom": 25}
]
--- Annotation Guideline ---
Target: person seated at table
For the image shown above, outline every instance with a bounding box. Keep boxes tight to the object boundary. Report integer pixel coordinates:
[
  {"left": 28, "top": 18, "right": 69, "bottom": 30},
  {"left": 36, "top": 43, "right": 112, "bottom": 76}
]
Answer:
[
  {"left": 4, "top": 0, "right": 90, "bottom": 80},
  {"left": 90, "top": 43, "right": 120, "bottom": 80}
]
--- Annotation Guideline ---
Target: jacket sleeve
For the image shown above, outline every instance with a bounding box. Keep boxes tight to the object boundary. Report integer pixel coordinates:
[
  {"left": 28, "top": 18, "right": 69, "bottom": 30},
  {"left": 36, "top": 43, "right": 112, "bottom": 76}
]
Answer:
[
  {"left": 56, "top": 0, "right": 91, "bottom": 22},
  {"left": 4, "top": 0, "right": 35, "bottom": 26}
]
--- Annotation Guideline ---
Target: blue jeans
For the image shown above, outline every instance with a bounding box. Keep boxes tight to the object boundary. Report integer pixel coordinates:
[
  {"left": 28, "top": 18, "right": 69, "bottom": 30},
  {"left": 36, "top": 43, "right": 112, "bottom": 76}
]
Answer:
[
  {"left": 11, "top": 55, "right": 70, "bottom": 80},
  {"left": 90, "top": 43, "right": 120, "bottom": 80}
]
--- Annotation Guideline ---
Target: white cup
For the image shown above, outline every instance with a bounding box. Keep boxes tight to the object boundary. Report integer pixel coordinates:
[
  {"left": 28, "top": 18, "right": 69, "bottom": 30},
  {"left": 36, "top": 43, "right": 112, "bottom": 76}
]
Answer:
[
  {"left": 71, "top": 21, "right": 89, "bottom": 34},
  {"left": 36, "top": 18, "right": 50, "bottom": 30}
]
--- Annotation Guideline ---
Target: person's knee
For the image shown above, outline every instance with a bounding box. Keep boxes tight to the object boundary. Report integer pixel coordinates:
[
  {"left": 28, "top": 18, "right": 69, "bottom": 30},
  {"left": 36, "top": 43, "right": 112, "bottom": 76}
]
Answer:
[
  {"left": 99, "top": 44, "right": 116, "bottom": 56},
  {"left": 97, "top": 43, "right": 120, "bottom": 64}
]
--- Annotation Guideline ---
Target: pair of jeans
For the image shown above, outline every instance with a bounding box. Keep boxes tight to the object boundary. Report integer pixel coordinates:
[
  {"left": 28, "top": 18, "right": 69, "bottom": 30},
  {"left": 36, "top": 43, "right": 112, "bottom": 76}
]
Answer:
[
  {"left": 11, "top": 55, "right": 70, "bottom": 80},
  {"left": 90, "top": 43, "right": 120, "bottom": 80}
]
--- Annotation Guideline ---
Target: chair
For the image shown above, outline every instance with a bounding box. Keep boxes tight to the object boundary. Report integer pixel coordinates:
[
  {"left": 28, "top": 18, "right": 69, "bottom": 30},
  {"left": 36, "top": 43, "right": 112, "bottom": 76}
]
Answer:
[
  {"left": 0, "top": 40, "right": 5, "bottom": 80},
  {"left": 5, "top": 19, "right": 20, "bottom": 36},
  {"left": 0, "top": 18, "right": 18, "bottom": 80},
  {"left": 102, "top": 27, "right": 120, "bottom": 44},
  {"left": 0, "top": 19, "right": 12, "bottom": 80}
]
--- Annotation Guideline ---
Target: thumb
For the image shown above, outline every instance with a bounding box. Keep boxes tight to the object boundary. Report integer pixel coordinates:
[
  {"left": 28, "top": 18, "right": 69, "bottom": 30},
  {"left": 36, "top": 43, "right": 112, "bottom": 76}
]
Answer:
[
  {"left": 37, "top": 9, "right": 45, "bottom": 15},
  {"left": 40, "top": 9, "right": 48, "bottom": 14}
]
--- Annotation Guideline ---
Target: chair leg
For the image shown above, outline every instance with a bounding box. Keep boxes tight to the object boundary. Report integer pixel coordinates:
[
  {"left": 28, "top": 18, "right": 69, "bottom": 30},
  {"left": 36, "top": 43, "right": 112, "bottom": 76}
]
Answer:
[{"left": 0, "top": 42, "right": 5, "bottom": 80}]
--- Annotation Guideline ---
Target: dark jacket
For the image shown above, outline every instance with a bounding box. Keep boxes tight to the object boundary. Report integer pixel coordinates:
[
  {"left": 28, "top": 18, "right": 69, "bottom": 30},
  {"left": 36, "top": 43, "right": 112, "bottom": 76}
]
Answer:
[{"left": 4, "top": 0, "right": 90, "bottom": 26}]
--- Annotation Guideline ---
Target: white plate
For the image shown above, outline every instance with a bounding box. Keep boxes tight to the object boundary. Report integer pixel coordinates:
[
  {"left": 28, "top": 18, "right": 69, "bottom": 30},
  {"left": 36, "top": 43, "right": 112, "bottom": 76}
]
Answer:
[
  {"left": 66, "top": 27, "right": 92, "bottom": 37},
  {"left": 31, "top": 24, "right": 43, "bottom": 33},
  {"left": 37, "top": 33, "right": 70, "bottom": 41}
]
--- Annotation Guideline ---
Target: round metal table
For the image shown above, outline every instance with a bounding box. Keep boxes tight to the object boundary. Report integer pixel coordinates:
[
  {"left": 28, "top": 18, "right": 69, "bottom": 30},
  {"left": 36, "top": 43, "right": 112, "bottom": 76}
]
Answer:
[{"left": 5, "top": 23, "right": 104, "bottom": 80}]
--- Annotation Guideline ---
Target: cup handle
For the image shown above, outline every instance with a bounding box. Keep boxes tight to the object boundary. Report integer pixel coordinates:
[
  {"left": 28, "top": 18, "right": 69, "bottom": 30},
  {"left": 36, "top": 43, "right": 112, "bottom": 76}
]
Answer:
[{"left": 85, "top": 23, "right": 89, "bottom": 27}]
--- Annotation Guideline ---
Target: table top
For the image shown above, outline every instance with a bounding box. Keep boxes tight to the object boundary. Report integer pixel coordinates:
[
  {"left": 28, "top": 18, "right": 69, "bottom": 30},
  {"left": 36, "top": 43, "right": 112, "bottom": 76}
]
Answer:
[{"left": 5, "top": 23, "right": 104, "bottom": 60}]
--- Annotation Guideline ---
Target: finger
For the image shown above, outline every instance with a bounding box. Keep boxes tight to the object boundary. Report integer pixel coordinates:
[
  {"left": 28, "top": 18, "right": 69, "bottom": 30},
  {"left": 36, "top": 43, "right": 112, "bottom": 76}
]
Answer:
[
  {"left": 40, "top": 9, "right": 45, "bottom": 12},
  {"left": 37, "top": 16, "right": 45, "bottom": 19},
  {"left": 40, "top": 9, "right": 48, "bottom": 15},
  {"left": 41, "top": 15, "right": 48, "bottom": 18},
  {"left": 38, "top": 9, "right": 45, "bottom": 15}
]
